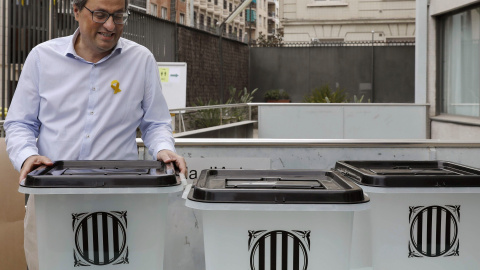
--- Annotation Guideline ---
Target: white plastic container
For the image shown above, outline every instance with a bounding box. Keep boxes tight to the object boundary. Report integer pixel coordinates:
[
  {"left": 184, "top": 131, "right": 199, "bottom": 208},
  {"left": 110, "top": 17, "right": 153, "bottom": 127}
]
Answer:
[
  {"left": 19, "top": 160, "right": 184, "bottom": 270},
  {"left": 335, "top": 160, "right": 480, "bottom": 270},
  {"left": 185, "top": 169, "right": 370, "bottom": 270}
]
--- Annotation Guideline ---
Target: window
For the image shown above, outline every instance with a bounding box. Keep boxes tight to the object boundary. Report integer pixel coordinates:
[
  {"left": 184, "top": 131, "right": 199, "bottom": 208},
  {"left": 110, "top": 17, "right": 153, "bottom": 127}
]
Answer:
[
  {"left": 200, "top": 14, "right": 205, "bottom": 25},
  {"left": 240, "top": 10, "right": 243, "bottom": 17},
  {"left": 440, "top": 6, "right": 480, "bottom": 117},
  {"left": 308, "top": 0, "right": 348, "bottom": 7},
  {"left": 214, "top": 19, "right": 218, "bottom": 27},
  {"left": 207, "top": 17, "right": 212, "bottom": 27},
  {"left": 224, "top": 0, "right": 227, "bottom": 9},
  {"left": 150, "top": 3, "right": 158, "bottom": 16},
  {"left": 259, "top": 15, "right": 262, "bottom": 26},
  {"left": 239, "top": 29, "right": 243, "bottom": 39},
  {"left": 228, "top": 25, "right": 232, "bottom": 33},
  {"left": 214, "top": 0, "right": 218, "bottom": 5},
  {"left": 194, "top": 12, "right": 197, "bottom": 24},
  {"left": 180, "top": 13, "right": 185, "bottom": 24},
  {"left": 229, "top": 2, "right": 233, "bottom": 12},
  {"left": 161, "top": 7, "right": 168, "bottom": 19}
]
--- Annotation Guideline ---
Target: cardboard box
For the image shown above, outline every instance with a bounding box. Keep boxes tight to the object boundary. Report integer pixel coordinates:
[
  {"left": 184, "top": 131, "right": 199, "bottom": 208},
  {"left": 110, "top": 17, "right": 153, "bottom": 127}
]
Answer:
[{"left": 0, "top": 138, "right": 26, "bottom": 270}]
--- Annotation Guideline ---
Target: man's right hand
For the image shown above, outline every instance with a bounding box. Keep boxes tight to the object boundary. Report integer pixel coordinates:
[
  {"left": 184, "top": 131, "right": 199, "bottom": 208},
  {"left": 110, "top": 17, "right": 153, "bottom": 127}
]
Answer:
[{"left": 19, "top": 155, "right": 54, "bottom": 183}]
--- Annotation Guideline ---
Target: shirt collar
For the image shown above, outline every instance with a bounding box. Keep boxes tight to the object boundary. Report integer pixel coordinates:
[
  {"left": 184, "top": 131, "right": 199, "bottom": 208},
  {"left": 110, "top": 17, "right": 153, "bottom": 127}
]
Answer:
[{"left": 65, "top": 28, "right": 124, "bottom": 63}]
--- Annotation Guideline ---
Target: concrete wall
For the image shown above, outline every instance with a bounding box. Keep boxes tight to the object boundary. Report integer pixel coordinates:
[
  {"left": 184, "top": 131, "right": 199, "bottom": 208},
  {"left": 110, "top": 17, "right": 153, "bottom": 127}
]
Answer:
[
  {"left": 249, "top": 45, "right": 415, "bottom": 103},
  {"left": 257, "top": 104, "right": 428, "bottom": 139}
]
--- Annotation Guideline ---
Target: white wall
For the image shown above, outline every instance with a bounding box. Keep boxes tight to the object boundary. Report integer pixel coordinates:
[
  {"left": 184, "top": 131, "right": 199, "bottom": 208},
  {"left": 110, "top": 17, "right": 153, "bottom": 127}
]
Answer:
[{"left": 257, "top": 104, "right": 428, "bottom": 139}]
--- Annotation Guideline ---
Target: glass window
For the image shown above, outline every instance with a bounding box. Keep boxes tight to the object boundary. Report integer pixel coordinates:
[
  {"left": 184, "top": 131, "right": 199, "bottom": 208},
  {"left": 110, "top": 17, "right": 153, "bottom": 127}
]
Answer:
[
  {"left": 161, "top": 7, "right": 168, "bottom": 19},
  {"left": 441, "top": 6, "right": 480, "bottom": 117},
  {"left": 180, "top": 13, "right": 185, "bottom": 24},
  {"left": 224, "top": 0, "right": 227, "bottom": 9},
  {"left": 150, "top": 3, "right": 158, "bottom": 16}
]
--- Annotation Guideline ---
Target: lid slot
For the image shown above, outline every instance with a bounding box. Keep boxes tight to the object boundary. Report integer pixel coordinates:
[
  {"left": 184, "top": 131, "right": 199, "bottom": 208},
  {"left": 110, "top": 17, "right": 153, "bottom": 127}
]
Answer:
[
  {"left": 62, "top": 168, "right": 150, "bottom": 175},
  {"left": 225, "top": 178, "right": 324, "bottom": 189}
]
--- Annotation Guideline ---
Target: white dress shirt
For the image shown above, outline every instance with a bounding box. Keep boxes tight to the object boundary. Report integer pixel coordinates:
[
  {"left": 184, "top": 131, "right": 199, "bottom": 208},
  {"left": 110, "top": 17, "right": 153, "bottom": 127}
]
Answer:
[{"left": 5, "top": 29, "right": 175, "bottom": 171}]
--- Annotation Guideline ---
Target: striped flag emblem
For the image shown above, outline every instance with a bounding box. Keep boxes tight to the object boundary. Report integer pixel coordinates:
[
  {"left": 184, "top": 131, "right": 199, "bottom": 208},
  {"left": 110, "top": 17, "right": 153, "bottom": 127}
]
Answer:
[
  {"left": 248, "top": 230, "right": 310, "bottom": 270},
  {"left": 409, "top": 205, "right": 460, "bottom": 258},
  {"left": 72, "top": 211, "right": 129, "bottom": 266}
]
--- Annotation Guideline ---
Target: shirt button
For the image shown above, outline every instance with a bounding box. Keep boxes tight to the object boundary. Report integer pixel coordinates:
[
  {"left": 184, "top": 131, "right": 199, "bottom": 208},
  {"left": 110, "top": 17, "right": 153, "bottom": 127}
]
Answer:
[
  {"left": 86, "top": 135, "right": 90, "bottom": 138},
  {"left": 90, "top": 112, "right": 94, "bottom": 115},
  {"left": 92, "top": 87, "right": 96, "bottom": 91}
]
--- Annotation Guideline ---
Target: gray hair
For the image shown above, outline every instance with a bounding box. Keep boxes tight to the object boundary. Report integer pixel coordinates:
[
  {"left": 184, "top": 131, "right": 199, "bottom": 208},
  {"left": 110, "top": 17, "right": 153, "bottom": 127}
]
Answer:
[{"left": 72, "top": 0, "right": 129, "bottom": 10}]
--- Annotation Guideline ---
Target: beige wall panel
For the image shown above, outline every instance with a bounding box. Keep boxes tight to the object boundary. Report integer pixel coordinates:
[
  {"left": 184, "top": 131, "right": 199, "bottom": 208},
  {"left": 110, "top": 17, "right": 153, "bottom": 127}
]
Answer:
[{"left": 431, "top": 121, "right": 480, "bottom": 140}]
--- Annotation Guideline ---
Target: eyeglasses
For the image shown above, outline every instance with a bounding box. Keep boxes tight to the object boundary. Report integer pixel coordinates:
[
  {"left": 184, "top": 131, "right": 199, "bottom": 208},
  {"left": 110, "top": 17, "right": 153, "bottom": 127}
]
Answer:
[{"left": 84, "top": 6, "right": 129, "bottom": 25}]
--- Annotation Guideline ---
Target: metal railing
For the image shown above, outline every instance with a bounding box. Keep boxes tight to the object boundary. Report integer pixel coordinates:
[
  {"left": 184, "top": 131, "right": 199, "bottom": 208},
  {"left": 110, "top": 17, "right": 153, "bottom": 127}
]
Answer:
[
  {"left": 0, "top": 104, "right": 256, "bottom": 138},
  {"left": 251, "top": 40, "right": 416, "bottom": 47},
  {"left": 169, "top": 103, "right": 253, "bottom": 133}
]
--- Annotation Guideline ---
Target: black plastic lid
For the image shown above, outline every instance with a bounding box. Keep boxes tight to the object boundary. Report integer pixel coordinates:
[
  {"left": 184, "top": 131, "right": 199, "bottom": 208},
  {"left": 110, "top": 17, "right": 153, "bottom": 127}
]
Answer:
[
  {"left": 188, "top": 169, "right": 369, "bottom": 204},
  {"left": 334, "top": 160, "right": 480, "bottom": 187},
  {"left": 22, "top": 160, "right": 181, "bottom": 188}
]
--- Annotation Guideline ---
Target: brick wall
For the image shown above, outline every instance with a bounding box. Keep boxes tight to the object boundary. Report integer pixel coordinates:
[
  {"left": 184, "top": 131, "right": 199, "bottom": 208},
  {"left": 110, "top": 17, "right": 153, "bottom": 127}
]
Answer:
[{"left": 177, "top": 26, "right": 249, "bottom": 106}]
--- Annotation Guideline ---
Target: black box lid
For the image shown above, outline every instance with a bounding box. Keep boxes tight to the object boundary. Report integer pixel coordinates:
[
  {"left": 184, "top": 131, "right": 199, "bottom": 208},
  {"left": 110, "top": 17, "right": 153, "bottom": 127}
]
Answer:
[
  {"left": 187, "top": 169, "right": 369, "bottom": 204},
  {"left": 334, "top": 160, "right": 480, "bottom": 187},
  {"left": 22, "top": 160, "right": 180, "bottom": 188}
]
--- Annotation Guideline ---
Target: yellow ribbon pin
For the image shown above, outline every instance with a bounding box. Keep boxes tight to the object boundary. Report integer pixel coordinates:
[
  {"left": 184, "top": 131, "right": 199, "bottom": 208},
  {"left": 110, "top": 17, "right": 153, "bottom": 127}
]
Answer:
[{"left": 111, "top": 80, "right": 122, "bottom": 94}]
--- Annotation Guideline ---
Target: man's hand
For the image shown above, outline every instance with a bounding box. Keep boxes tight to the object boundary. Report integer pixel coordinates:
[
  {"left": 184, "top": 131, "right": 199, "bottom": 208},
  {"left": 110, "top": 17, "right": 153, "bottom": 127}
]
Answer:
[
  {"left": 19, "top": 155, "right": 54, "bottom": 183},
  {"left": 157, "top": 150, "right": 187, "bottom": 177}
]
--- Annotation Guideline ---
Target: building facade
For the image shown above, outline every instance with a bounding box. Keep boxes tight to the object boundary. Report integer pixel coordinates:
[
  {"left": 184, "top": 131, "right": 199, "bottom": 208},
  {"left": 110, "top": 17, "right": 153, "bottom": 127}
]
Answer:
[
  {"left": 417, "top": 0, "right": 480, "bottom": 139},
  {"left": 280, "top": 0, "right": 416, "bottom": 42},
  {"left": 147, "top": 0, "right": 188, "bottom": 23}
]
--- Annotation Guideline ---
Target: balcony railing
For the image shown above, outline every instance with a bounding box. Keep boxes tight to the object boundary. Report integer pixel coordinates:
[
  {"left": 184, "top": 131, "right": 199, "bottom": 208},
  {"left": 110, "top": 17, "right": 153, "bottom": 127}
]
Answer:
[{"left": 246, "top": 21, "right": 256, "bottom": 28}]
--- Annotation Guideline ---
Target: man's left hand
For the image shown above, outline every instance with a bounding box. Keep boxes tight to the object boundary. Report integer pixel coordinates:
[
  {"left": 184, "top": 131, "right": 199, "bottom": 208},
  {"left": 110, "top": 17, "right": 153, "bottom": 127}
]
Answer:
[{"left": 157, "top": 150, "right": 187, "bottom": 177}]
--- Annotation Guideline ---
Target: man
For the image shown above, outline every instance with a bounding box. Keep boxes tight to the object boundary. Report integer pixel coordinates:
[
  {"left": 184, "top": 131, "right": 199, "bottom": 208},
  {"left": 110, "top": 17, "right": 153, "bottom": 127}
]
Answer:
[{"left": 4, "top": 0, "right": 186, "bottom": 268}]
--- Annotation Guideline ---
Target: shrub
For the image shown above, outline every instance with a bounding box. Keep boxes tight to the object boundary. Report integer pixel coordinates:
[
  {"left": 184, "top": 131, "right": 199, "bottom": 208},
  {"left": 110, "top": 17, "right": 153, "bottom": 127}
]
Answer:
[{"left": 303, "top": 85, "right": 347, "bottom": 103}]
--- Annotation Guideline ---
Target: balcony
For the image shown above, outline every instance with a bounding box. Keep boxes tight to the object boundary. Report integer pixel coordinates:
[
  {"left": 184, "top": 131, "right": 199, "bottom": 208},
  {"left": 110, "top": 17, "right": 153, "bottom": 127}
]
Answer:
[
  {"left": 223, "top": 9, "right": 229, "bottom": 17},
  {"left": 268, "top": 12, "right": 275, "bottom": 20},
  {"left": 246, "top": 21, "right": 256, "bottom": 29},
  {"left": 207, "top": 2, "right": 214, "bottom": 9},
  {"left": 214, "top": 5, "right": 222, "bottom": 14},
  {"left": 200, "top": 0, "right": 208, "bottom": 9},
  {"left": 194, "top": 0, "right": 200, "bottom": 7}
]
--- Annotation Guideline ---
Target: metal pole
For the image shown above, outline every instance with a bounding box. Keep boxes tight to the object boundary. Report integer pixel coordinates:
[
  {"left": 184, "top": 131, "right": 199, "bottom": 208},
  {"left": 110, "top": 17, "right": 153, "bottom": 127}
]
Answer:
[
  {"left": 371, "top": 30, "right": 375, "bottom": 103},
  {"left": 218, "top": 24, "right": 225, "bottom": 104},
  {"left": 248, "top": 3, "right": 251, "bottom": 46}
]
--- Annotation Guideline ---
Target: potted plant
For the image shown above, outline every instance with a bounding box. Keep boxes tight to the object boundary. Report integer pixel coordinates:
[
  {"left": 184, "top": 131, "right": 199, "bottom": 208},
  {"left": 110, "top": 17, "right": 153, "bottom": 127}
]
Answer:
[{"left": 264, "top": 89, "right": 290, "bottom": 103}]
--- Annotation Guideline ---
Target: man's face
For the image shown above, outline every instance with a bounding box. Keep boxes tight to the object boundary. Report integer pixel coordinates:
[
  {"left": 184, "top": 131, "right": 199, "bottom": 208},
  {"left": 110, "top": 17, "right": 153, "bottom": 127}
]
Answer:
[{"left": 74, "top": 0, "right": 126, "bottom": 60}]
